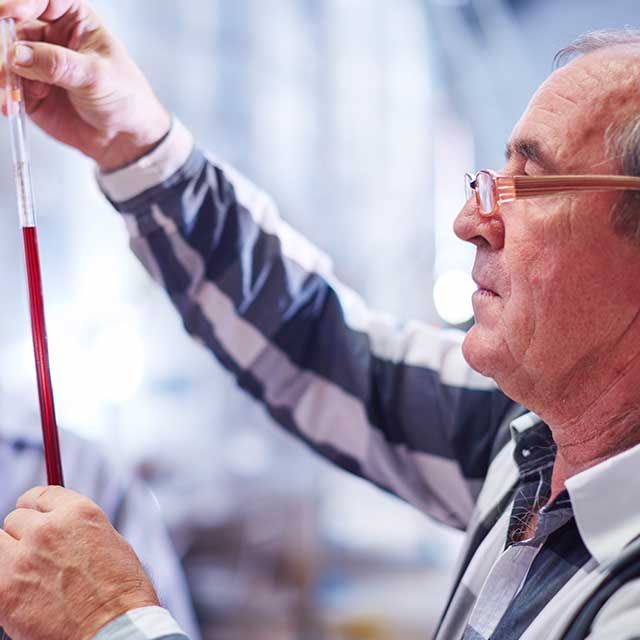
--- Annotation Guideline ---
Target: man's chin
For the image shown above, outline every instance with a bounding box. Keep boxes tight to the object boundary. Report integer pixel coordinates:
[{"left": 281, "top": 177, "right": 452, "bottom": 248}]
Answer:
[{"left": 461, "top": 323, "right": 497, "bottom": 378}]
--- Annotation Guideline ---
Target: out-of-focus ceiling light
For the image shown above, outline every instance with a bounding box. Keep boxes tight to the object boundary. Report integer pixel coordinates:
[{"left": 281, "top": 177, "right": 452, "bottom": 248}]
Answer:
[{"left": 433, "top": 269, "right": 475, "bottom": 325}]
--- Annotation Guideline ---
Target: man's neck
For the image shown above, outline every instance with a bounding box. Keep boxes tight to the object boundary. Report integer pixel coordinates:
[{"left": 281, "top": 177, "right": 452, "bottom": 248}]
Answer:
[{"left": 536, "top": 351, "right": 640, "bottom": 502}]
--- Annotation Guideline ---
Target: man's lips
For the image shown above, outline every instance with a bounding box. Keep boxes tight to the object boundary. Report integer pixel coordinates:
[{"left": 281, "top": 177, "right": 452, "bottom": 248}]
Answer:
[
  {"left": 472, "top": 276, "right": 499, "bottom": 297},
  {"left": 474, "top": 287, "right": 499, "bottom": 298}
]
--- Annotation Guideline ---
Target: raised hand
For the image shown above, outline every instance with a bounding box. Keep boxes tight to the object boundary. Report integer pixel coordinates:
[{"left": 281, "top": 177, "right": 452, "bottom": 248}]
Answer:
[{"left": 0, "top": 0, "right": 170, "bottom": 170}]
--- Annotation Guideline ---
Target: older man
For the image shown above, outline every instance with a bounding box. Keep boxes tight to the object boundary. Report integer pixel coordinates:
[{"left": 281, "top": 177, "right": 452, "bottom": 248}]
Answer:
[{"left": 0, "top": 1, "right": 638, "bottom": 639}]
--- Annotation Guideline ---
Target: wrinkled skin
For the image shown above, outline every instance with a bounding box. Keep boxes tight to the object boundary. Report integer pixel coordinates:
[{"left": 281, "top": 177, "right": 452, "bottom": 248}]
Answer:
[
  {"left": 0, "top": 1, "right": 168, "bottom": 638},
  {"left": 454, "top": 46, "right": 640, "bottom": 496},
  {"left": 0, "top": 487, "right": 159, "bottom": 640},
  {"left": 0, "top": 0, "right": 639, "bottom": 636},
  {"left": 0, "top": 0, "right": 170, "bottom": 169}
]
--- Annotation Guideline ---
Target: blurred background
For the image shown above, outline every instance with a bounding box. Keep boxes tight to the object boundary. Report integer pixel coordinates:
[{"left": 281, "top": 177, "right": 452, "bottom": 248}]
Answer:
[{"left": 0, "top": 1, "right": 638, "bottom": 638}]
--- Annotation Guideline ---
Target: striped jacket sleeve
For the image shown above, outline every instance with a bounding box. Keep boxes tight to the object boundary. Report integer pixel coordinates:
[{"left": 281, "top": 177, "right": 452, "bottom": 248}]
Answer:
[
  {"left": 584, "top": 579, "right": 640, "bottom": 640},
  {"left": 98, "top": 120, "right": 515, "bottom": 532}
]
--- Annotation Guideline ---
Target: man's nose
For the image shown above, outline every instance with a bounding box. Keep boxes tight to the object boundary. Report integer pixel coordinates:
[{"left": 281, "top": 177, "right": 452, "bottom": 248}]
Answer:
[{"left": 453, "top": 200, "right": 505, "bottom": 250}]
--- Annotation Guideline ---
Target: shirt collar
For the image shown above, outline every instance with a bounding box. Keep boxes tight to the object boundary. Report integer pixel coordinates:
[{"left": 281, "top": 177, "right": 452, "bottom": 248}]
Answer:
[
  {"left": 509, "top": 411, "right": 542, "bottom": 440},
  {"left": 509, "top": 410, "right": 640, "bottom": 566},
  {"left": 510, "top": 413, "right": 556, "bottom": 476},
  {"left": 566, "top": 441, "right": 640, "bottom": 565}
]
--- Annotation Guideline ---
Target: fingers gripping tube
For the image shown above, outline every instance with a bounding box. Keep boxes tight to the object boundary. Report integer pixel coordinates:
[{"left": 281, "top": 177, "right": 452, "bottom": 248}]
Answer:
[{"left": 0, "top": 18, "right": 35, "bottom": 227}]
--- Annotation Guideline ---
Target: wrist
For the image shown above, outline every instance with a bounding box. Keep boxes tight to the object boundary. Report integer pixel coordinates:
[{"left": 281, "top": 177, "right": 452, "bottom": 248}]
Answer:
[
  {"left": 94, "top": 110, "right": 172, "bottom": 173},
  {"left": 91, "top": 606, "right": 184, "bottom": 640},
  {"left": 79, "top": 590, "right": 160, "bottom": 640},
  {"left": 96, "top": 118, "right": 195, "bottom": 203}
]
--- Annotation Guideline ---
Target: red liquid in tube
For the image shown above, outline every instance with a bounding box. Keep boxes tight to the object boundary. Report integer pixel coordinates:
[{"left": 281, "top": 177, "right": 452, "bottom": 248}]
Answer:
[{"left": 22, "top": 226, "right": 64, "bottom": 486}]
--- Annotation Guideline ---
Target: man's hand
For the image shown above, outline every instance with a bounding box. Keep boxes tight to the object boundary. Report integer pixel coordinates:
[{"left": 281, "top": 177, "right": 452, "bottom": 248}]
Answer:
[
  {"left": 0, "top": 0, "right": 171, "bottom": 171},
  {"left": 0, "top": 486, "right": 159, "bottom": 640}
]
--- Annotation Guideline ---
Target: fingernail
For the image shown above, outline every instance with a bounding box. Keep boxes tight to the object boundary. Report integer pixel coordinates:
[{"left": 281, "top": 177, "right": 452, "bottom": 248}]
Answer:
[{"left": 13, "top": 44, "right": 33, "bottom": 66}]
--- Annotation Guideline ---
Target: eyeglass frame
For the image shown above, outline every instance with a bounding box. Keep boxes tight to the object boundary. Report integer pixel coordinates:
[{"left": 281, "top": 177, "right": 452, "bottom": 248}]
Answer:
[{"left": 464, "top": 169, "right": 640, "bottom": 217}]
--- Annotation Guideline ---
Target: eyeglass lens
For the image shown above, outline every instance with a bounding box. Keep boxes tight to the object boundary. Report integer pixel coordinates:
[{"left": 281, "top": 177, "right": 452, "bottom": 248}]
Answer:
[
  {"left": 476, "top": 172, "right": 495, "bottom": 213},
  {"left": 464, "top": 175, "right": 473, "bottom": 202}
]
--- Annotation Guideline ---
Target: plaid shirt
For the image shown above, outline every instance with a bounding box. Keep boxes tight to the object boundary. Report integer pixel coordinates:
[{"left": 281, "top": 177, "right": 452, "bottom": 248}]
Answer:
[
  {"left": 440, "top": 411, "right": 640, "bottom": 639},
  {"left": 93, "top": 121, "right": 640, "bottom": 639}
]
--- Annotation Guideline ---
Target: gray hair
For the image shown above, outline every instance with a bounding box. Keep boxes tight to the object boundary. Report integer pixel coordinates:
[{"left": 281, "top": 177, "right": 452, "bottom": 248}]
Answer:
[{"left": 555, "top": 29, "right": 640, "bottom": 242}]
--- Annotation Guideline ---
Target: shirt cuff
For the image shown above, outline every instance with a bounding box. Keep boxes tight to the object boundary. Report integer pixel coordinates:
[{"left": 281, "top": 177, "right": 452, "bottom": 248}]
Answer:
[
  {"left": 92, "top": 606, "right": 188, "bottom": 640},
  {"left": 96, "top": 119, "right": 194, "bottom": 204}
]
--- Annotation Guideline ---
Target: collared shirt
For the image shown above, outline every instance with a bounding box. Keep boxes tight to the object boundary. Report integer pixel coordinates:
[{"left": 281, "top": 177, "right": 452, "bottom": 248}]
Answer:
[
  {"left": 94, "top": 120, "right": 640, "bottom": 639},
  {"left": 457, "top": 415, "right": 593, "bottom": 639}
]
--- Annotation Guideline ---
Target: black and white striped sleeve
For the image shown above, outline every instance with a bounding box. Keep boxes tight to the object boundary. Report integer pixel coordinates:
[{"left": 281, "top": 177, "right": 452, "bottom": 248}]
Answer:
[{"left": 98, "top": 120, "right": 515, "bottom": 531}]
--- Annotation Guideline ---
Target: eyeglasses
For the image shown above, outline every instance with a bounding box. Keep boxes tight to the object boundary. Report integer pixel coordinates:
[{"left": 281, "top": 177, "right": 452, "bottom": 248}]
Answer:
[{"left": 464, "top": 169, "right": 640, "bottom": 217}]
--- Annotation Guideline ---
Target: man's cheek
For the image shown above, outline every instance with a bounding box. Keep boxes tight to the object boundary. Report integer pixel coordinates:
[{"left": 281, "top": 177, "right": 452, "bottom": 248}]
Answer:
[{"left": 499, "top": 297, "right": 538, "bottom": 364}]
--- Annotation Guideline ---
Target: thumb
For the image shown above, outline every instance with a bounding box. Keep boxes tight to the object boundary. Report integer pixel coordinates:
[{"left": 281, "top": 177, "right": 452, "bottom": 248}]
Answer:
[{"left": 9, "top": 41, "right": 98, "bottom": 90}]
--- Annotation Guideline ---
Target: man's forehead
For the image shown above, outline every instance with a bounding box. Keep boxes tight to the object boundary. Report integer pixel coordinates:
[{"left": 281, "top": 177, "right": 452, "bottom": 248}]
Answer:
[{"left": 508, "top": 53, "right": 638, "bottom": 172}]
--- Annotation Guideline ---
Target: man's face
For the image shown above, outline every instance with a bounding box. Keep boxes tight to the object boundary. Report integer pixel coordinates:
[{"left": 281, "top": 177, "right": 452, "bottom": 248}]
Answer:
[{"left": 454, "top": 48, "right": 640, "bottom": 406}]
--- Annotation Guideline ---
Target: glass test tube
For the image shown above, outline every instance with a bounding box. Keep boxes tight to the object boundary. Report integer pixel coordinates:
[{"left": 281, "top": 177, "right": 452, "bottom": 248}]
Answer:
[{"left": 1, "top": 18, "right": 64, "bottom": 486}]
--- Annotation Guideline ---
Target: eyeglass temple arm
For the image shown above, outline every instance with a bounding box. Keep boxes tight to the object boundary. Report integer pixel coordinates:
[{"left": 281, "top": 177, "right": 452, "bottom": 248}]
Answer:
[{"left": 500, "top": 175, "right": 640, "bottom": 200}]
